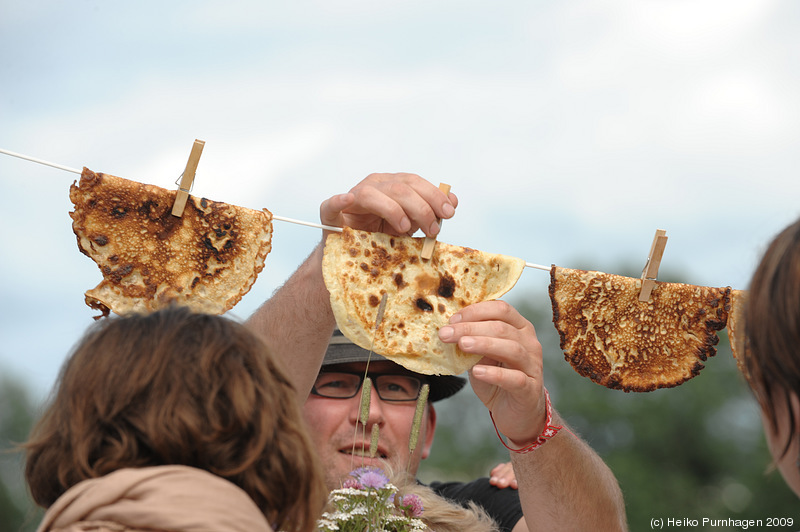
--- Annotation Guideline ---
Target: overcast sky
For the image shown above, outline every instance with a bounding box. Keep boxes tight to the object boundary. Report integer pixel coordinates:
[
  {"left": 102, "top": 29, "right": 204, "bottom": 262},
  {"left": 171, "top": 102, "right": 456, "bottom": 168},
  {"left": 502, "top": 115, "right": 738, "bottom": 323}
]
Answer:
[{"left": 1, "top": 0, "right": 799, "bottom": 402}]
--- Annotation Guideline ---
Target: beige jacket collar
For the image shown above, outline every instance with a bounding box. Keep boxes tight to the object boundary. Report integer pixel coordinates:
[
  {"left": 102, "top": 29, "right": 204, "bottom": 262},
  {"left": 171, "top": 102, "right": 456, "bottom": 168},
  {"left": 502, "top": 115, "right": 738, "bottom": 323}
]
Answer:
[{"left": 37, "top": 465, "right": 272, "bottom": 532}]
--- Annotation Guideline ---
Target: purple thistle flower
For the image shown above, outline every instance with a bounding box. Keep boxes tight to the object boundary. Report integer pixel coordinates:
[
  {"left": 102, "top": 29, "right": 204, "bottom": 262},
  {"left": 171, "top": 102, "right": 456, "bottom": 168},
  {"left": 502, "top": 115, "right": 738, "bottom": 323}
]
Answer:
[
  {"left": 358, "top": 469, "right": 390, "bottom": 489},
  {"left": 350, "top": 467, "right": 373, "bottom": 478}
]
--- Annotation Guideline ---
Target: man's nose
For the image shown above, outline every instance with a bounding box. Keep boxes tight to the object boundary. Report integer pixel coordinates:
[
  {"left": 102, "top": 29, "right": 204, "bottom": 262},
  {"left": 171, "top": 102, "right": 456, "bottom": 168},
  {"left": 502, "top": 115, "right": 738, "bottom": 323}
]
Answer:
[{"left": 350, "top": 378, "right": 385, "bottom": 426}]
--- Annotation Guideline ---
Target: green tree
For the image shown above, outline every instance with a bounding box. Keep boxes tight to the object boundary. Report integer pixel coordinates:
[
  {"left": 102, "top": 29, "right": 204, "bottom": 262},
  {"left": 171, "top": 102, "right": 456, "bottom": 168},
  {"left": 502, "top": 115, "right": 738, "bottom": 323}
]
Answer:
[{"left": 0, "top": 370, "right": 42, "bottom": 532}]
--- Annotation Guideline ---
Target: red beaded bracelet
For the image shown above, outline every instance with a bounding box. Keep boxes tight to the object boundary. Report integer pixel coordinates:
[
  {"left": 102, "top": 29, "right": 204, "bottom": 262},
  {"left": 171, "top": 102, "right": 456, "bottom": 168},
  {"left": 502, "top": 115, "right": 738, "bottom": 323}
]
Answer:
[{"left": 490, "top": 388, "right": 563, "bottom": 454}]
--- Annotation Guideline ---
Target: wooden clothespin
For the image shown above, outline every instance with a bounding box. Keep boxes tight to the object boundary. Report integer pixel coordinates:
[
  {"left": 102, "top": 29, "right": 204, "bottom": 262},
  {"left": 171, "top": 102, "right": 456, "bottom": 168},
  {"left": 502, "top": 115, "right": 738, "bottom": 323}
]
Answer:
[
  {"left": 639, "top": 229, "right": 668, "bottom": 302},
  {"left": 171, "top": 139, "right": 205, "bottom": 217},
  {"left": 420, "top": 183, "right": 451, "bottom": 260}
]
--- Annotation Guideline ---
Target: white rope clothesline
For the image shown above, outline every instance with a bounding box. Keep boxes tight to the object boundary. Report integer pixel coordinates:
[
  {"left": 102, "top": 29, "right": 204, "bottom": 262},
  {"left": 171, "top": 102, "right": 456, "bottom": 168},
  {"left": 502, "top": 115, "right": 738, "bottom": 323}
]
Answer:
[
  {"left": 0, "top": 147, "right": 82, "bottom": 175},
  {"left": 0, "top": 147, "right": 551, "bottom": 272}
]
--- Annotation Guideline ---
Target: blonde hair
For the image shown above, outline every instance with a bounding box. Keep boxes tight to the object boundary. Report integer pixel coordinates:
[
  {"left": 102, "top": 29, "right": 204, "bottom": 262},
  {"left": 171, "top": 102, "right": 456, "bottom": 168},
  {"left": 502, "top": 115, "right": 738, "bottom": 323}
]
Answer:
[
  {"left": 389, "top": 470, "right": 499, "bottom": 532},
  {"left": 403, "top": 484, "right": 500, "bottom": 532},
  {"left": 25, "top": 307, "right": 326, "bottom": 532}
]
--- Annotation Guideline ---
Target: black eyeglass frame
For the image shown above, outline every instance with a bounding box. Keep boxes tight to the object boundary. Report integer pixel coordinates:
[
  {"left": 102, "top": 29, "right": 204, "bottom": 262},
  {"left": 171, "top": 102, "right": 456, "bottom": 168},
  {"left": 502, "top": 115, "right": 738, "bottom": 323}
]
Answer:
[{"left": 310, "top": 370, "right": 426, "bottom": 402}]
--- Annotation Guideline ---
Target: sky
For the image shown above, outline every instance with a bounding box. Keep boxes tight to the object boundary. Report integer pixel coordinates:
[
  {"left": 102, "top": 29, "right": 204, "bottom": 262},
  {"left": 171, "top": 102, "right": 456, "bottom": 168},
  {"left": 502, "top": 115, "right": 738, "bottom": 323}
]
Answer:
[{"left": 1, "top": 0, "right": 798, "bottom": 405}]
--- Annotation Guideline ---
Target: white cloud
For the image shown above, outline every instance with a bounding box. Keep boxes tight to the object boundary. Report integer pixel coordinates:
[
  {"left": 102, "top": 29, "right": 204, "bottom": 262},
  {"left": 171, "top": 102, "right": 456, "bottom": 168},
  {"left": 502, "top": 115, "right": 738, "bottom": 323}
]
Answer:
[{"left": 629, "top": 0, "right": 778, "bottom": 56}]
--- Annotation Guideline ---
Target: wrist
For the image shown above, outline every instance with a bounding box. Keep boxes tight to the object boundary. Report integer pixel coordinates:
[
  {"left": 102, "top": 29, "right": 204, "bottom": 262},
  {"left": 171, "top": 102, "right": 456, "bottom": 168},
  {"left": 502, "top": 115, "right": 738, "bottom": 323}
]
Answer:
[{"left": 490, "top": 388, "right": 563, "bottom": 454}]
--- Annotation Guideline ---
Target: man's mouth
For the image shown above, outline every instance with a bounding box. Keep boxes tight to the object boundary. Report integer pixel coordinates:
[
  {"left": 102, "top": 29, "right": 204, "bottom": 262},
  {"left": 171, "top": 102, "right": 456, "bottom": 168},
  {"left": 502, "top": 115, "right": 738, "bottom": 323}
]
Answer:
[{"left": 340, "top": 446, "right": 388, "bottom": 459}]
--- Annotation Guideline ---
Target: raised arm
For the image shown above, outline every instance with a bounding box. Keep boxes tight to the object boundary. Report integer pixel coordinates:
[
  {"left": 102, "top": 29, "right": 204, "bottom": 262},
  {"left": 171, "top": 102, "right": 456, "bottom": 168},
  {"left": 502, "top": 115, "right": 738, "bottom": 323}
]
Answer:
[
  {"left": 246, "top": 173, "right": 457, "bottom": 400},
  {"left": 438, "top": 301, "right": 628, "bottom": 532}
]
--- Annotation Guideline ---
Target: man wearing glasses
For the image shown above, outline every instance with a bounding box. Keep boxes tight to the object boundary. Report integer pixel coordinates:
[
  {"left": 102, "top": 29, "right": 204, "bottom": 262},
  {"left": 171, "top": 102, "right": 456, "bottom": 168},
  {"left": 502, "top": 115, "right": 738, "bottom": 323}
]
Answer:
[
  {"left": 306, "top": 329, "right": 528, "bottom": 528},
  {"left": 247, "top": 172, "right": 627, "bottom": 532},
  {"left": 306, "top": 329, "right": 466, "bottom": 482}
]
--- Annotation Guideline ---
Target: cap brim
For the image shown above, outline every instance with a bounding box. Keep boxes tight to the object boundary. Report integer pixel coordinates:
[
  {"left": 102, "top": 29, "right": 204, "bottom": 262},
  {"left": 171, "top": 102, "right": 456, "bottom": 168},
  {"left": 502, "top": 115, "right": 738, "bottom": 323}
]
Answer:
[{"left": 323, "top": 330, "right": 467, "bottom": 402}]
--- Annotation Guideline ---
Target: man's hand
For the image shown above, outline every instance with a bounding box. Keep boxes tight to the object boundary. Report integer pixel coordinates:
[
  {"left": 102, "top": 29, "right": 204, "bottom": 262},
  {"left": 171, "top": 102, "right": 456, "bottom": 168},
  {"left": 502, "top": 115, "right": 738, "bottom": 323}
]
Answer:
[
  {"left": 439, "top": 301, "right": 627, "bottom": 531},
  {"left": 319, "top": 173, "right": 457, "bottom": 237},
  {"left": 489, "top": 461, "right": 519, "bottom": 490},
  {"left": 438, "top": 300, "right": 547, "bottom": 448}
]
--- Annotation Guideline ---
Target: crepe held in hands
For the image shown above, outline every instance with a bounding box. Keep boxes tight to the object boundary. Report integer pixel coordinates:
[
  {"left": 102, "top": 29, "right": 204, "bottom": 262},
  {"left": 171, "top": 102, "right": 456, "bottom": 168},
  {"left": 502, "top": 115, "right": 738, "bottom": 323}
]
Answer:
[{"left": 323, "top": 227, "right": 525, "bottom": 375}]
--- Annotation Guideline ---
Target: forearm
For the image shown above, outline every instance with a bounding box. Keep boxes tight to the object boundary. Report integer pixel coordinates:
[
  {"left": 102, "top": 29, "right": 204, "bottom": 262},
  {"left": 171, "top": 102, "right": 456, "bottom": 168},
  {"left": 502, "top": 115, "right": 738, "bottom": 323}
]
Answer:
[
  {"left": 245, "top": 241, "right": 335, "bottom": 401},
  {"left": 510, "top": 414, "right": 627, "bottom": 532}
]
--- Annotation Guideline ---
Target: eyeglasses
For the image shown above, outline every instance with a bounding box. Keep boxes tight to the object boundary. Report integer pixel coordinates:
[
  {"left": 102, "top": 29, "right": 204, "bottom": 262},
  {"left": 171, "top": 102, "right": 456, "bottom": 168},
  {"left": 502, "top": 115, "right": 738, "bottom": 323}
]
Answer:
[{"left": 311, "top": 371, "right": 424, "bottom": 402}]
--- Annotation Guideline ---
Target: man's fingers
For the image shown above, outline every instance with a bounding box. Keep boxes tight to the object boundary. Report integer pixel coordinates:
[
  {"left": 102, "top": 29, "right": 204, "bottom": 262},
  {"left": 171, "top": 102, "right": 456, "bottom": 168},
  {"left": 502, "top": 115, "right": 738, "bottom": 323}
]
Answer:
[
  {"left": 318, "top": 173, "right": 458, "bottom": 238},
  {"left": 319, "top": 193, "right": 355, "bottom": 227},
  {"left": 470, "top": 363, "right": 531, "bottom": 392},
  {"left": 489, "top": 462, "right": 519, "bottom": 490},
  {"left": 349, "top": 173, "right": 458, "bottom": 237},
  {"left": 449, "top": 300, "right": 530, "bottom": 330},
  {"left": 347, "top": 184, "right": 417, "bottom": 234},
  {"left": 439, "top": 312, "right": 541, "bottom": 373}
]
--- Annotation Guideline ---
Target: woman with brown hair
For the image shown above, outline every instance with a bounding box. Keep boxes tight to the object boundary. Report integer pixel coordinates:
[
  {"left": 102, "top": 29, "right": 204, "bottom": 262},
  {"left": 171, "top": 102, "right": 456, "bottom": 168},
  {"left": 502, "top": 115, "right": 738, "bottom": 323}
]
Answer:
[
  {"left": 742, "top": 217, "right": 800, "bottom": 497},
  {"left": 24, "top": 306, "right": 327, "bottom": 532}
]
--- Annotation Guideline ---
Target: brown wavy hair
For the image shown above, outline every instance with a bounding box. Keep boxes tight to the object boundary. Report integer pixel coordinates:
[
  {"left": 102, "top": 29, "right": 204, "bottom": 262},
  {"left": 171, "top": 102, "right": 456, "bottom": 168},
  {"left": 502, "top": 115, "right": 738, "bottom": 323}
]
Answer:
[
  {"left": 743, "top": 217, "right": 800, "bottom": 459},
  {"left": 24, "top": 306, "right": 326, "bottom": 532}
]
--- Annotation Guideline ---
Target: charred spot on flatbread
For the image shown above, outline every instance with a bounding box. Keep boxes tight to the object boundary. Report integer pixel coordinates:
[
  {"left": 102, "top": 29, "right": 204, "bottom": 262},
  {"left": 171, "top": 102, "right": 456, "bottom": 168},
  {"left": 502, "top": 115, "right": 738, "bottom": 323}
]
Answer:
[
  {"left": 70, "top": 168, "right": 273, "bottom": 317},
  {"left": 549, "top": 266, "right": 731, "bottom": 392},
  {"left": 323, "top": 227, "right": 525, "bottom": 375}
]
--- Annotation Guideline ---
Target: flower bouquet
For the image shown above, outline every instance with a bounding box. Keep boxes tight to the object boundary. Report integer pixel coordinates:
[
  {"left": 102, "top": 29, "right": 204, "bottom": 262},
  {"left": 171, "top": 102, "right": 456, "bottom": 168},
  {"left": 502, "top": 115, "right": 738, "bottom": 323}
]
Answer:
[{"left": 317, "top": 467, "right": 427, "bottom": 532}]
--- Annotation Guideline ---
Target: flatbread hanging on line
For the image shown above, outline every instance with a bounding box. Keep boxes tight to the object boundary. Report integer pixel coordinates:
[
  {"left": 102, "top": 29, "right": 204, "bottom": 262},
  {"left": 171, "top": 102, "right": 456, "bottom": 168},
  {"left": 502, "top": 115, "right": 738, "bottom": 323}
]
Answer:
[
  {"left": 549, "top": 266, "right": 731, "bottom": 392},
  {"left": 323, "top": 227, "right": 525, "bottom": 375},
  {"left": 727, "top": 289, "right": 749, "bottom": 378},
  {"left": 69, "top": 168, "right": 273, "bottom": 317}
]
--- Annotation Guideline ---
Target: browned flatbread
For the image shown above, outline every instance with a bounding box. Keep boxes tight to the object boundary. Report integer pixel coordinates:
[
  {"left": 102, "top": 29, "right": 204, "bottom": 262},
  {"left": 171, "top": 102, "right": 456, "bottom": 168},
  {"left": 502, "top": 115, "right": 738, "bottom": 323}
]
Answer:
[
  {"left": 69, "top": 168, "right": 273, "bottom": 317},
  {"left": 323, "top": 227, "right": 525, "bottom": 375},
  {"left": 727, "top": 289, "right": 749, "bottom": 378},
  {"left": 549, "top": 266, "right": 731, "bottom": 392}
]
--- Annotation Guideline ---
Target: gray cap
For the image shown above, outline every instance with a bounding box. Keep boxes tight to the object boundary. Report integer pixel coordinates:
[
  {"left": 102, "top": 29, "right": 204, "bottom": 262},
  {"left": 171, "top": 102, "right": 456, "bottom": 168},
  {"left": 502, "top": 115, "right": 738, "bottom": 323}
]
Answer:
[{"left": 322, "top": 329, "right": 467, "bottom": 402}]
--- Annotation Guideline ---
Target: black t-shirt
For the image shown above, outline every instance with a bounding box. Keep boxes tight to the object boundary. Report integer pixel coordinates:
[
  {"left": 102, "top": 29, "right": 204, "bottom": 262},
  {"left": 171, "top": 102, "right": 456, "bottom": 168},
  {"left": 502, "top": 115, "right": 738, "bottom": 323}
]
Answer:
[{"left": 429, "top": 477, "right": 523, "bottom": 532}]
